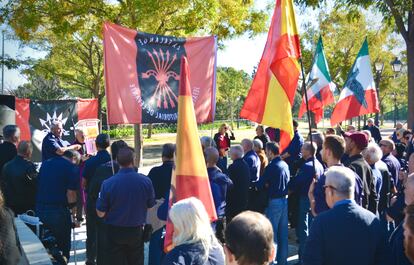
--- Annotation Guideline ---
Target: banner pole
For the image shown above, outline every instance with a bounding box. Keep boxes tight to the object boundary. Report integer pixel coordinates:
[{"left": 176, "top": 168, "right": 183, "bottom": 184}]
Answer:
[{"left": 299, "top": 57, "right": 316, "bottom": 175}]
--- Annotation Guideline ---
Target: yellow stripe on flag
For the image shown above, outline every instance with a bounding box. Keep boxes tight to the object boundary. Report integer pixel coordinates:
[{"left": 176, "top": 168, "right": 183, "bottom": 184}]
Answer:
[
  {"left": 262, "top": 73, "right": 294, "bottom": 139},
  {"left": 281, "top": 0, "right": 299, "bottom": 36}
]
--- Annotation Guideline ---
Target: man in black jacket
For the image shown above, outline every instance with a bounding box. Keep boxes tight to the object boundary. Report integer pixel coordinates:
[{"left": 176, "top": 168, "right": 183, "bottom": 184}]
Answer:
[
  {"left": 344, "top": 131, "right": 378, "bottom": 214},
  {"left": 0, "top": 125, "right": 19, "bottom": 190},
  {"left": 88, "top": 140, "right": 127, "bottom": 265},
  {"left": 2, "top": 141, "right": 37, "bottom": 215},
  {"left": 363, "top": 118, "right": 382, "bottom": 143},
  {"left": 226, "top": 145, "right": 250, "bottom": 223}
]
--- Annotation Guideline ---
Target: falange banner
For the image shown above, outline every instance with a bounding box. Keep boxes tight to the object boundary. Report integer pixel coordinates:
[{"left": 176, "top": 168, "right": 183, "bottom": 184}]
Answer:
[{"left": 103, "top": 22, "right": 217, "bottom": 124}]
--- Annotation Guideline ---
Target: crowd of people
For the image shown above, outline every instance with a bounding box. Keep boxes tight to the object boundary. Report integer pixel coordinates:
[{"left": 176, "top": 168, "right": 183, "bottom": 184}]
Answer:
[{"left": 1, "top": 118, "right": 414, "bottom": 265}]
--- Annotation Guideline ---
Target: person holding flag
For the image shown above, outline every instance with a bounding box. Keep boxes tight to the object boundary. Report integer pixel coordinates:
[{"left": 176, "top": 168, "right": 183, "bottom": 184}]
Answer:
[{"left": 298, "top": 36, "right": 336, "bottom": 124}]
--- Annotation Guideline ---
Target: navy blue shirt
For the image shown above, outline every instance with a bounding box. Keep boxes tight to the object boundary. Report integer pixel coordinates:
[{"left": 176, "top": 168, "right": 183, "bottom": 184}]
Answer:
[
  {"left": 207, "top": 167, "right": 232, "bottom": 218},
  {"left": 282, "top": 130, "right": 304, "bottom": 166},
  {"left": 289, "top": 157, "right": 324, "bottom": 197},
  {"left": 147, "top": 161, "right": 173, "bottom": 199},
  {"left": 255, "top": 156, "right": 290, "bottom": 199},
  {"left": 83, "top": 150, "right": 111, "bottom": 190},
  {"left": 41, "top": 133, "right": 67, "bottom": 161},
  {"left": 382, "top": 153, "right": 401, "bottom": 188},
  {"left": 243, "top": 150, "right": 261, "bottom": 183},
  {"left": 96, "top": 168, "right": 156, "bottom": 227},
  {"left": 36, "top": 157, "right": 79, "bottom": 206}
]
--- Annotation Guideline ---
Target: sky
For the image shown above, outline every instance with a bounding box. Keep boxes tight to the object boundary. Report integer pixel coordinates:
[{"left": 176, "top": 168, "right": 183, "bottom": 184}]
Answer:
[{"left": 0, "top": 0, "right": 404, "bottom": 91}]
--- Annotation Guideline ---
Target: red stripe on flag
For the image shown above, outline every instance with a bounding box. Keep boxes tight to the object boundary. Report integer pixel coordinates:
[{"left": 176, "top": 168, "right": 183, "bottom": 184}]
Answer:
[
  {"left": 270, "top": 56, "right": 300, "bottom": 104},
  {"left": 330, "top": 89, "right": 379, "bottom": 126},
  {"left": 164, "top": 174, "right": 216, "bottom": 252},
  {"left": 15, "top": 98, "right": 30, "bottom": 141},
  {"left": 179, "top": 57, "right": 192, "bottom": 96},
  {"left": 77, "top": 99, "right": 99, "bottom": 120}
]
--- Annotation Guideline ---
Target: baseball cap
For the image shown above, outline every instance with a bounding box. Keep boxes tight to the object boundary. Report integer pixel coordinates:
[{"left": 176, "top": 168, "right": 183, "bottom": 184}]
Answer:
[{"left": 344, "top": 131, "right": 368, "bottom": 149}]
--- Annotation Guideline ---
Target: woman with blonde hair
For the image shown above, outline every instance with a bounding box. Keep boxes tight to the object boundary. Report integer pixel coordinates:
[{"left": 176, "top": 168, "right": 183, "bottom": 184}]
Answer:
[
  {"left": 163, "top": 197, "right": 224, "bottom": 265},
  {"left": 213, "top": 123, "right": 235, "bottom": 171}
]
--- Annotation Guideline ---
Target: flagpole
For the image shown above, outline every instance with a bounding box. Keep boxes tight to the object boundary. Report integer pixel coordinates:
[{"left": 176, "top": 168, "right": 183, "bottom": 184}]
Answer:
[{"left": 299, "top": 57, "right": 316, "bottom": 175}]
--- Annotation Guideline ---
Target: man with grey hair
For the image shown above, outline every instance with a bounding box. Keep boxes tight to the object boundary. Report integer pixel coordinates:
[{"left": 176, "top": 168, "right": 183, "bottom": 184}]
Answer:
[
  {"left": 241, "top": 138, "right": 260, "bottom": 183},
  {"left": 0, "top": 125, "right": 20, "bottom": 184},
  {"left": 41, "top": 120, "right": 81, "bottom": 161},
  {"left": 226, "top": 145, "right": 250, "bottom": 222},
  {"left": 2, "top": 141, "right": 38, "bottom": 215},
  {"left": 363, "top": 118, "right": 382, "bottom": 143},
  {"left": 303, "top": 166, "right": 389, "bottom": 265},
  {"left": 380, "top": 139, "right": 401, "bottom": 189},
  {"left": 204, "top": 147, "right": 232, "bottom": 241},
  {"left": 253, "top": 139, "right": 268, "bottom": 177},
  {"left": 362, "top": 144, "right": 385, "bottom": 206}
]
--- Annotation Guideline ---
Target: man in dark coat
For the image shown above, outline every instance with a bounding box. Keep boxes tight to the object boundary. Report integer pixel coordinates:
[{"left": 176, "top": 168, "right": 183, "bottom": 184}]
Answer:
[
  {"left": 0, "top": 125, "right": 19, "bottom": 190},
  {"left": 226, "top": 145, "right": 250, "bottom": 223},
  {"left": 303, "top": 166, "right": 389, "bottom": 265},
  {"left": 343, "top": 131, "right": 378, "bottom": 214},
  {"left": 2, "top": 141, "right": 37, "bottom": 215},
  {"left": 380, "top": 139, "right": 402, "bottom": 189},
  {"left": 363, "top": 118, "right": 382, "bottom": 143}
]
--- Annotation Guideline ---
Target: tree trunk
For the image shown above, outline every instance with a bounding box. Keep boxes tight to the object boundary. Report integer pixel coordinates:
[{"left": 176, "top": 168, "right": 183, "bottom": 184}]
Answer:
[
  {"left": 407, "top": 40, "right": 414, "bottom": 130},
  {"left": 134, "top": 124, "right": 143, "bottom": 167},
  {"left": 147, "top": 124, "right": 153, "bottom": 139}
]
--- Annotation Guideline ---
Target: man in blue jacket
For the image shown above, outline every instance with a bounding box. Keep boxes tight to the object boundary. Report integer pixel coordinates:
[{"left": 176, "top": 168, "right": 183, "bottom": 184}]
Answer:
[
  {"left": 204, "top": 147, "right": 232, "bottom": 242},
  {"left": 281, "top": 120, "right": 304, "bottom": 175},
  {"left": 288, "top": 141, "right": 324, "bottom": 264},
  {"left": 256, "top": 142, "right": 290, "bottom": 265},
  {"left": 303, "top": 166, "right": 389, "bottom": 265}
]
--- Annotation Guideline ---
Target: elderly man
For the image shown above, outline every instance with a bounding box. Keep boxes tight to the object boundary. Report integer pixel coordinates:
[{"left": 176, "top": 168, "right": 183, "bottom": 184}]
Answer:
[
  {"left": 0, "top": 125, "right": 20, "bottom": 190},
  {"left": 389, "top": 173, "right": 414, "bottom": 265},
  {"left": 204, "top": 147, "right": 232, "bottom": 241},
  {"left": 256, "top": 142, "right": 290, "bottom": 265},
  {"left": 41, "top": 120, "right": 81, "bottom": 161},
  {"left": 242, "top": 138, "right": 262, "bottom": 212},
  {"left": 226, "top": 145, "right": 250, "bottom": 223},
  {"left": 391, "top": 122, "right": 404, "bottom": 143},
  {"left": 363, "top": 118, "right": 382, "bottom": 143},
  {"left": 289, "top": 141, "right": 324, "bottom": 263},
  {"left": 96, "top": 148, "right": 155, "bottom": 265},
  {"left": 2, "top": 141, "right": 38, "bottom": 215},
  {"left": 303, "top": 167, "right": 388, "bottom": 265},
  {"left": 344, "top": 131, "right": 377, "bottom": 214},
  {"left": 380, "top": 139, "right": 402, "bottom": 189}
]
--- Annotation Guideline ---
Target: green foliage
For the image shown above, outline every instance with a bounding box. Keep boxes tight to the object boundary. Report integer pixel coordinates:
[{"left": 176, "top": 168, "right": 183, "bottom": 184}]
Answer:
[
  {"left": 215, "top": 67, "right": 251, "bottom": 122},
  {"left": 1, "top": 0, "right": 269, "bottom": 117}
]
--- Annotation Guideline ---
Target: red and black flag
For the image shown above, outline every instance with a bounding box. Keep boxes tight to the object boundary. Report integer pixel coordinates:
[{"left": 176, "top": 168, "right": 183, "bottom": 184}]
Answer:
[
  {"left": 0, "top": 95, "right": 98, "bottom": 161},
  {"left": 103, "top": 22, "right": 217, "bottom": 124}
]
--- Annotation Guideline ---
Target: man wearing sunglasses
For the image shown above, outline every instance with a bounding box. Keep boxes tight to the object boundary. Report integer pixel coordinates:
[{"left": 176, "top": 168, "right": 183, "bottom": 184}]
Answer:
[{"left": 303, "top": 166, "right": 389, "bottom": 265}]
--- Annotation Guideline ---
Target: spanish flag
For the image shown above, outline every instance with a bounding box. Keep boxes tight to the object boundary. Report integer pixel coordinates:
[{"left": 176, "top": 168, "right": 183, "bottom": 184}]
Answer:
[
  {"left": 240, "top": 0, "right": 301, "bottom": 151},
  {"left": 164, "top": 57, "right": 217, "bottom": 252}
]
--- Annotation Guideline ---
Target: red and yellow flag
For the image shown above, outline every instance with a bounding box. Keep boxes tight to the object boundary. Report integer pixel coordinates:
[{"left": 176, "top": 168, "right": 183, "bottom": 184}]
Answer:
[
  {"left": 240, "top": 0, "right": 301, "bottom": 151},
  {"left": 164, "top": 57, "right": 217, "bottom": 252}
]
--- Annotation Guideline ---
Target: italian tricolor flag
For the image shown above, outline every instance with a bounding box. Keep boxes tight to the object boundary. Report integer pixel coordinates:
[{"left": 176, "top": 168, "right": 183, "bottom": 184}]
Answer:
[
  {"left": 330, "top": 38, "right": 379, "bottom": 126},
  {"left": 298, "top": 36, "right": 336, "bottom": 124}
]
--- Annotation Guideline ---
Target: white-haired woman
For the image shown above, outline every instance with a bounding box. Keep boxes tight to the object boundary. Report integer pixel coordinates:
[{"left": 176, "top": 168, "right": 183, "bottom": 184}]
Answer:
[{"left": 163, "top": 197, "right": 224, "bottom": 265}]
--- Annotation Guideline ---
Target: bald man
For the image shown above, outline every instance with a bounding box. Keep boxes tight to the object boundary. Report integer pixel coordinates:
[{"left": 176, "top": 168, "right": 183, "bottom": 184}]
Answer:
[{"left": 204, "top": 147, "right": 232, "bottom": 241}]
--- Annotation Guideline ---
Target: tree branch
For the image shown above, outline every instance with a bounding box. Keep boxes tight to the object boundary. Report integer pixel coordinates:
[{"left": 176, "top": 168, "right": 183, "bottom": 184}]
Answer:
[{"left": 384, "top": 0, "right": 409, "bottom": 41}]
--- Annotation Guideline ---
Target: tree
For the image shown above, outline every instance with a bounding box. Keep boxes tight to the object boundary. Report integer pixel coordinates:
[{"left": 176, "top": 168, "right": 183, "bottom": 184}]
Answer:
[
  {"left": 0, "top": 0, "right": 270, "bottom": 116},
  {"left": 296, "top": 0, "right": 414, "bottom": 129},
  {"left": 216, "top": 67, "right": 251, "bottom": 125}
]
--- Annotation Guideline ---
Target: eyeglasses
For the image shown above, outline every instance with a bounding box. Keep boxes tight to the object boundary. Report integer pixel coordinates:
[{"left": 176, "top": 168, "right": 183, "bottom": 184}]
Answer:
[
  {"left": 406, "top": 136, "right": 412, "bottom": 140},
  {"left": 379, "top": 143, "right": 388, "bottom": 147},
  {"left": 323, "top": 185, "right": 337, "bottom": 191}
]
